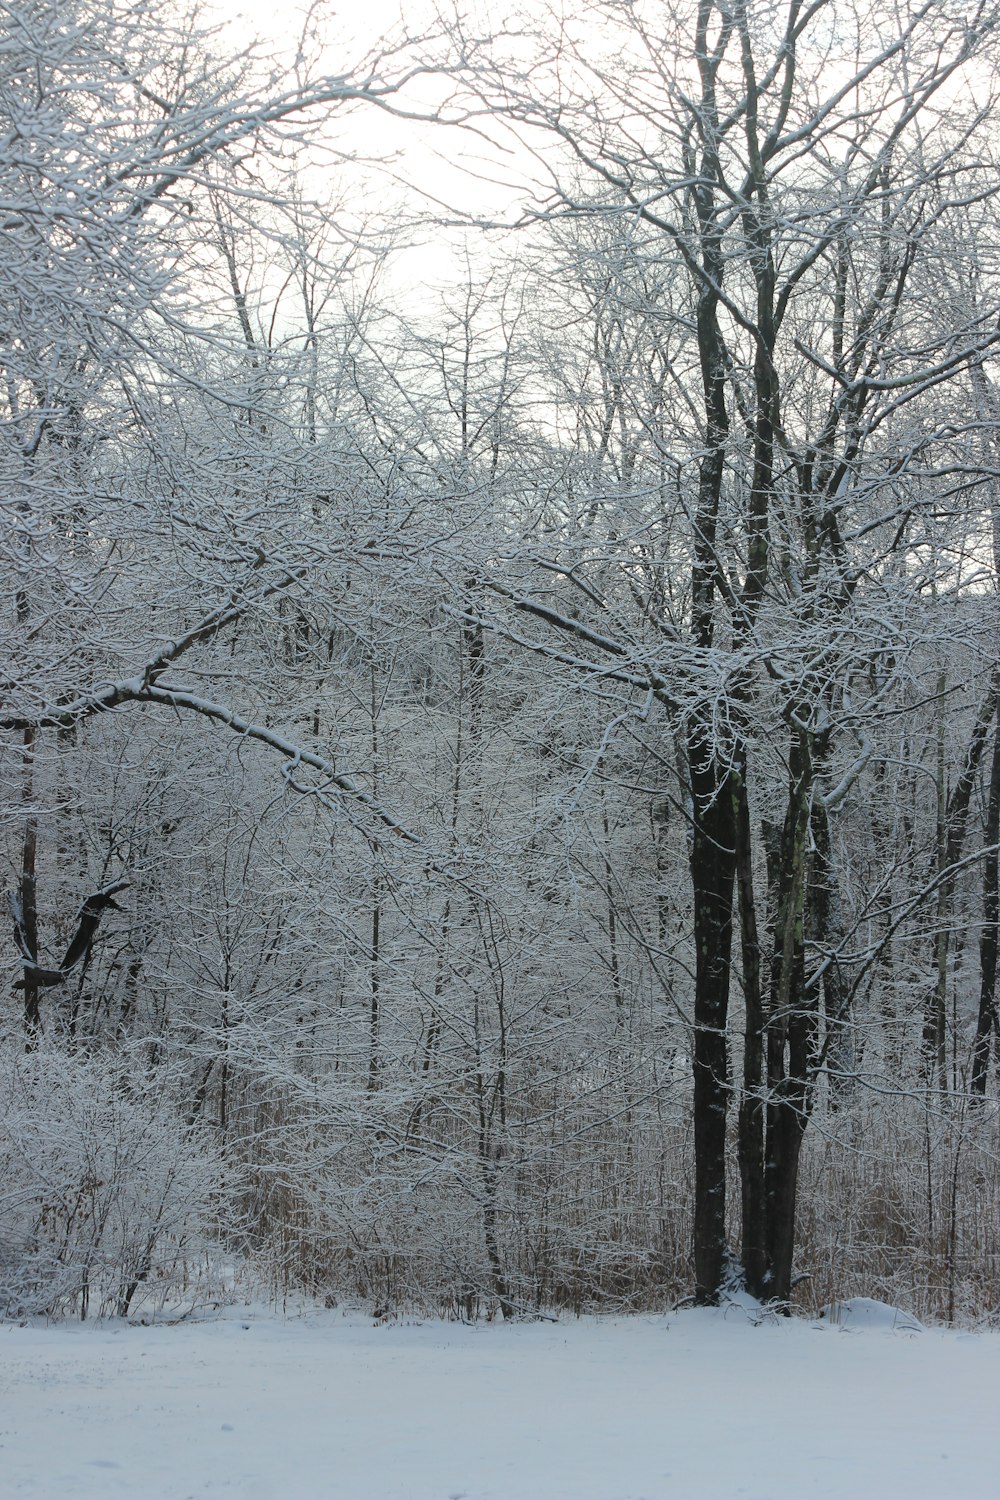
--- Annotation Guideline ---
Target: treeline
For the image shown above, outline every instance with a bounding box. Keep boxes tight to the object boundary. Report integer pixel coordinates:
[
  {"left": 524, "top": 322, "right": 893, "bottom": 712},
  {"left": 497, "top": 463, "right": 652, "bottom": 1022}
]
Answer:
[{"left": 2, "top": 0, "right": 999, "bottom": 1322}]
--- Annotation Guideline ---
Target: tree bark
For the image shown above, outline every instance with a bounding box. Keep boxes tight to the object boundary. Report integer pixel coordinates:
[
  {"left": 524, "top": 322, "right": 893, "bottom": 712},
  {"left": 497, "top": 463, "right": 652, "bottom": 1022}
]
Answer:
[
  {"left": 762, "top": 730, "right": 813, "bottom": 1304},
  {"left": 735, "top": 766, "right": 767, "bottom": 1297},
  {"left": 971, "top": 709, "right": 1000, "bottom": 1095},
  {"left": 20, "top": 726, "right": 41, "bottom": 1043},
  {"left": 923, "top": 674, "right": 1000, "bottom": 1084},
  {"left": 688, "top": 729, "right": 737, "bottom": 1303}
]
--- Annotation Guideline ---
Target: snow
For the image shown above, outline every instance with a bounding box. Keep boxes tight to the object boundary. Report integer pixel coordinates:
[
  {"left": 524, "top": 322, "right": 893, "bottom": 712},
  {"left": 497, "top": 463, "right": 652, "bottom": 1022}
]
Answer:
[
  {"left": 1, "top": 1305, "right": 997, "bottom": 1499},
  {"left": 819, "top": 1296, "right": 925, "bottom": 1332}
]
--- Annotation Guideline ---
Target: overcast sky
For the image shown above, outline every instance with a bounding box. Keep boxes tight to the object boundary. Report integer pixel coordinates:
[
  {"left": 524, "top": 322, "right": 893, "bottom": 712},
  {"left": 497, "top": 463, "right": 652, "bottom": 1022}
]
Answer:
[{"left": 204, "top": 0, "right": 534, "bottom": 306}]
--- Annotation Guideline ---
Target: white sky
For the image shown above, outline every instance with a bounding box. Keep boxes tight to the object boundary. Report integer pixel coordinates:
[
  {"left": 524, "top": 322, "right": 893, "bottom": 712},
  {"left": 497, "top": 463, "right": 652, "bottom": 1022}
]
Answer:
[
  {"left": 206, "top": 0, "right": 534, "bottom": 267},
  {"left": 233, "top": 2, "right": 542, "bottom": 314}
]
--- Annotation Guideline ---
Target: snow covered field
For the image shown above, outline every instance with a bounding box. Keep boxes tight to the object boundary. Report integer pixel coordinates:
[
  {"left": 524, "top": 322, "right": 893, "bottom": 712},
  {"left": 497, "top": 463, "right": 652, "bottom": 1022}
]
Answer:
[{"left": 2, "top": 1303, "right": 997, "bottom": 1499}]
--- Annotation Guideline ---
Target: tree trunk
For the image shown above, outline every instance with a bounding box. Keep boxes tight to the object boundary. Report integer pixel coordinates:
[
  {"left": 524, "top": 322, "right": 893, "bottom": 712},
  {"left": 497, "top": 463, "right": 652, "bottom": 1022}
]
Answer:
[
  {"left": 20, "top": 726, "right": 41, "bottom": 1043},
  {"left": 735, "top": 766, "right": 767, "bottom": 1297},
  {"left": 762, "top": 730, "right": 813, "bottom": 1304},
  {"left": 810, "top": 795, "right": 854, "bottom": 1104},
  {"left": 923, "top": 674, "right": 1000, "bottom": 1084},
  {"left": 971, "top": 710, "right": 1000, "bottom": 1095},
  {"left": 688, "top": 728, "right": 737, "bottom": 1304}
]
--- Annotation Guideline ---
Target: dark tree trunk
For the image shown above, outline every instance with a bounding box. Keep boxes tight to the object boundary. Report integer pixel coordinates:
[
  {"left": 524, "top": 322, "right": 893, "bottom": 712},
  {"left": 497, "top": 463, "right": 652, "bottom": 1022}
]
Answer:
[
  {"left": 735, "top": 767, "right": 767, "bottom": 1298},
  {"left": 972, "top": 710, "right": 1000, "bottom": 1095},
  {"left": 762, "top": 730, "right": 814, "bottom": 1304},
  {"left": 688, "top": 729, "right": 737, "bottom": 1304},
  {"left": 686, "top": 57, "right": 735, "bottom": 1301},
  {"left": 810, "top": 795, "right": 854, "bottom": 1104},
  {"left": 923, "top": 675, "right": 1000, "bottom": 1083},
  {"left": 20, "top": 726, "right": 41, "bottom": 1043}
]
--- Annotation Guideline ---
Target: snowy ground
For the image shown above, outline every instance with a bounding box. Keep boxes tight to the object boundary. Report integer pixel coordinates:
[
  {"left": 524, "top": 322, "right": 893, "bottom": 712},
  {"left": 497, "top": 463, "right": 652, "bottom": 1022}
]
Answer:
[{"left": 1, "top": 1302, "right": 997, "bottom": 1499}]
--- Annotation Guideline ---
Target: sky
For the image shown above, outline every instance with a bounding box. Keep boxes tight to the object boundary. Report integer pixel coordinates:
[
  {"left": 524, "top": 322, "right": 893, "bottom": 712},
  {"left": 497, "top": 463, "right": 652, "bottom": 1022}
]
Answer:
[
  {"left": 197, "top": 0, "right": 543, "bottom": 316},
  {"left": 206, "top": 0, "right": 531, "bottom": 227}
]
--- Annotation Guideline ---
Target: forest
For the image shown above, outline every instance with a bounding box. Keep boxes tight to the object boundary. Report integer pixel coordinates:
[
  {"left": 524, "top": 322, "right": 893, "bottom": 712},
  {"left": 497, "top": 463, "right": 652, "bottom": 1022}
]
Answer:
[{"left": 2, "top": 0, "right": 1000, "bottom": 1326}]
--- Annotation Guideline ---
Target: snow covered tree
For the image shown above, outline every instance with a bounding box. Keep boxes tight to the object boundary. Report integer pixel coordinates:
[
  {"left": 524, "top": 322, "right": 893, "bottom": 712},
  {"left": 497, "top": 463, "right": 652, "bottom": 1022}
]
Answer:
[{"left": 457, "top": 0, "right": 1000, "bottom": 1301}]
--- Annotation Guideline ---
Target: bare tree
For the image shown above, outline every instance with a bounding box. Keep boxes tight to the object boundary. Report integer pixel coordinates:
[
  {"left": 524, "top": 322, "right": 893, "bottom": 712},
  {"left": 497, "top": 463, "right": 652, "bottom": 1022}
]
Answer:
[{"left": 456, "top": 0, "right": 1000, "bottom": 1301}]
